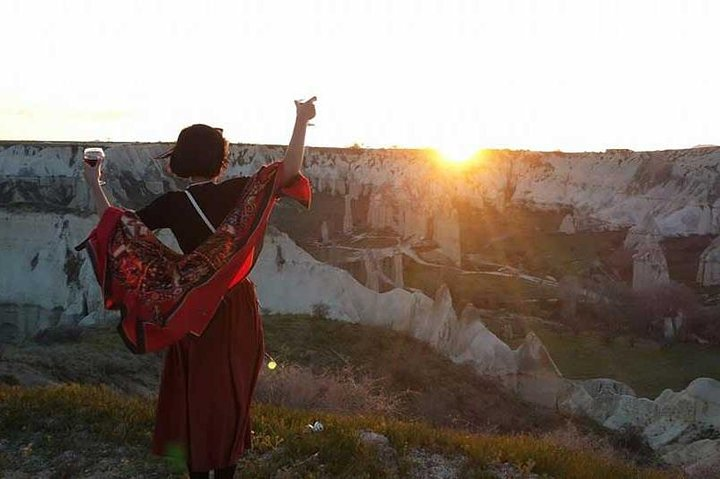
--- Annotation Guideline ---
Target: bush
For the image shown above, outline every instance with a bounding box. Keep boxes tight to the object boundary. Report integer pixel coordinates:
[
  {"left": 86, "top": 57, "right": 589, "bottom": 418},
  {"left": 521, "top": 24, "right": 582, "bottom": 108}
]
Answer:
[
  {"left": 255, "top": 363, "right": 400, "bottom": 417},
  {"left": 542, "top": 421, "right": 623, "bottom": 463},
  {"left": 558, "top": 275, "right": 582, "bottom": 331},
  {"left": 33, "top": 325, "right": 84, "bottom": 345},
  {"left": 588, "top": 279, "right": 640, "bottom": 338},
  {"left": 685, "top": 306, "right": 720, "bottom": 344},
  {"left": 633, "top": 283, "right": 700, "bottom": 330},
  {"left": 0, "top": 374, "right": 19, "bottom": 386},
  {"left": 584, "top": 279, "right": 708, "bottom": 343},
  {"left": 311, "top": 302, "right": 330, "bottom": 319},
  {"left": 609, "top": 425, "right": 654, "bottom": 461}
]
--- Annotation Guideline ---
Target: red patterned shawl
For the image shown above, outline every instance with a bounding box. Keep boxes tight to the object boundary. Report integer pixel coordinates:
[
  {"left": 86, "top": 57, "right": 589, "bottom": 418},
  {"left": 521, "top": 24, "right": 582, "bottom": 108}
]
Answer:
[{"left": 75, "top": 162, "right": 311, "bottom": 354}]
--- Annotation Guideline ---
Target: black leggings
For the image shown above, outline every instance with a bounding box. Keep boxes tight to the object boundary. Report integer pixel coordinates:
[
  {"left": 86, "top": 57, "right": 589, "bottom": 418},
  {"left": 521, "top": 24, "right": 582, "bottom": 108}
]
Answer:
[{"left": 189, "top": 464, "right": 236, "bottom": 479}]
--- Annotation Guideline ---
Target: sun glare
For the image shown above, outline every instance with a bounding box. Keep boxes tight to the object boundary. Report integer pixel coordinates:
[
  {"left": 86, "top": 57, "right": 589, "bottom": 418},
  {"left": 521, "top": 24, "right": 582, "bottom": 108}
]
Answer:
[{"left": 435, "top": 143, "right": 481, "bottom": 164}]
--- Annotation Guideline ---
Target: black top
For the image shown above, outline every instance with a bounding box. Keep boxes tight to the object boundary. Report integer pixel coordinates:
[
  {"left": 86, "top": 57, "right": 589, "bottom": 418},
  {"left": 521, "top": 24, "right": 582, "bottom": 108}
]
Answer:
[{"left": 136, "top": 176, "right": 249, "bottom": 254}]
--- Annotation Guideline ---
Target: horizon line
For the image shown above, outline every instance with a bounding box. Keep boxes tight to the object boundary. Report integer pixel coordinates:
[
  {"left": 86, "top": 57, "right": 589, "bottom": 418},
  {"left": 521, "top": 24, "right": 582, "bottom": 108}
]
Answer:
[{"left": 1, "top": 139, "right": 719, "bottom": 156}]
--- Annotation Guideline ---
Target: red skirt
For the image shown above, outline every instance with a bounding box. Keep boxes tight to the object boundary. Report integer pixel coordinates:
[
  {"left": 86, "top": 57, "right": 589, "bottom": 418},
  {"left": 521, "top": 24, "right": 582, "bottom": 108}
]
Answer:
[{"left": 151, "top": 278, "right": 264, "bottom": 471}]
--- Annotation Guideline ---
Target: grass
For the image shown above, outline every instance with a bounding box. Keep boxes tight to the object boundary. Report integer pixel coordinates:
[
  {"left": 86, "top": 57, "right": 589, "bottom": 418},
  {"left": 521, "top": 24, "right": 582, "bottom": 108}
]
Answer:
[
  {"left": 403, "top": 260, "right": 556, "bottom": 314},
  {"left": 476, "top": 232, "right": 622, "bottom": 278},
  {"left": 510, "top": 319, "right": 720, "bottom": 398},
  {"left": 4, "top": 314, "right": 711, "bottom": 475},
  {"left": 457, "top": 204, "right": 626, "bottom": 278},
  {"left": 11, "top": 313, "right": 719, "bottom": 426},
  {"left": 2, "top": 325, "right": 162, "bottom": 396},
  {"left": 6, "top": 315, "right": 548, "bottom": 434},
  {"left": 0, "top": 383, "right": 168, "bottom": 478},
  {"left": 255, "top": 363, "right": 402, "bottom": 418},
  {"left": 0, "top": 384, "right": 677, "bottom": 479},
  {"left": 263, "top": 314, "right": 555, "bottom": 434}
]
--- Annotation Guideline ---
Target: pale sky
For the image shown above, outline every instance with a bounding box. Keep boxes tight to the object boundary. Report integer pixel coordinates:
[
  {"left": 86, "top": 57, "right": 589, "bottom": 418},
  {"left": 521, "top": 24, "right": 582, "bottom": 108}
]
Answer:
[{"left": 1, "top": 0, "right": 718, "bottom": 156}]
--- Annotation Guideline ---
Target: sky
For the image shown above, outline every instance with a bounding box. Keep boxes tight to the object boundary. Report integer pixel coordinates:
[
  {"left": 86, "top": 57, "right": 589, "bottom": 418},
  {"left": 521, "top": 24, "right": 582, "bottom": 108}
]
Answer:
[{"left": 1, "top": 0, "right": 718, "bottom": 156}]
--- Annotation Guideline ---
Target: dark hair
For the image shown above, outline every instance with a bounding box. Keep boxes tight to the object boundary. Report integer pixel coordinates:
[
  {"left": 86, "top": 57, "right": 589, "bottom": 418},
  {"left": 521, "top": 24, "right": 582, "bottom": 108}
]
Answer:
[{"left": 168, "top": 124, "right": 230, "bottom": 179}]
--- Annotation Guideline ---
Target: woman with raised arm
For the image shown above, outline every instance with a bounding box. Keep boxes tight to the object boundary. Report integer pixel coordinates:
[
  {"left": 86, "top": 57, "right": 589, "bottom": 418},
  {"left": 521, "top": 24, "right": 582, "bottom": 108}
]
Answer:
[{"left": 79, "top": 97, "right": 317, "bottom": 479}]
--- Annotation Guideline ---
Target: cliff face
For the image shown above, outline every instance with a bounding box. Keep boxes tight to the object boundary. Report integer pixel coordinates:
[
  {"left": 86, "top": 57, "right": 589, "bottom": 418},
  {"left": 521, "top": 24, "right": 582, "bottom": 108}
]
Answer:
[
  {"left": 490, "top": 148, "right": 720, "bottom": 236},
  {"left": 304, "top": 145, "right": 720, "bottom": 237},
  {"left": 3, "top": 142, "right": 720, "bottom": 230}
]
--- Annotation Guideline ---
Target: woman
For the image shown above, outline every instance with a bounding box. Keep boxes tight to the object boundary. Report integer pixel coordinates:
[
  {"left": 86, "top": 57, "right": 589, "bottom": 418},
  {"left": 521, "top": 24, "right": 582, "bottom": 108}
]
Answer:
[{"left": 81, "top": 97, "right": 316, "bottom": 478}]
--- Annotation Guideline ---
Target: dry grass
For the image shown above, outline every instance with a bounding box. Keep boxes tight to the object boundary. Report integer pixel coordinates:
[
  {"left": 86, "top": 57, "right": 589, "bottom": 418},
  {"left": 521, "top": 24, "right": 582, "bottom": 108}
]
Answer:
[
  {"left": 685, "top": 460, "right": 720, "bottom": 479},
  {"left": 542, "top": 421, "right": 621, "bottom": 463},
  {"left": 0, "top": 384, "right": 678, "bottom": 479},
  {"left": 263, "top": 314, "right": 558, "bottom": 434},
  {"left": 255, "top": 364, "right": 401, "bottom": 417},
  {"left": 540, "top": 420, "right": 658, "bottom": 467}
]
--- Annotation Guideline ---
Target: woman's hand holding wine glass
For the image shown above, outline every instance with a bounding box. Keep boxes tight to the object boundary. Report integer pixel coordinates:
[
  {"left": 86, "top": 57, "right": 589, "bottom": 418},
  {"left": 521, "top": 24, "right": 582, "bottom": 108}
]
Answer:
[{"left": 83, "top": 147, "right": 106, "bottom": 186}]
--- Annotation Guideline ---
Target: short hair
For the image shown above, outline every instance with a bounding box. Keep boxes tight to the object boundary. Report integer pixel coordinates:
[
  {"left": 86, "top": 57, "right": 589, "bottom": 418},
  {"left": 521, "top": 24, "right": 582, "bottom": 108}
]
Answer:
[{"left": 167, "top": 124, "right": 229, "bottom": 178}]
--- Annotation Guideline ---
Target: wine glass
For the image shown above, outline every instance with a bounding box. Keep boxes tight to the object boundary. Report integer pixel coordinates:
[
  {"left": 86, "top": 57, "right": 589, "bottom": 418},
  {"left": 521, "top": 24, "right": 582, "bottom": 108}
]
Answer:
[{"left": 83, "top": 147, "right": 106, "bottom": 186}]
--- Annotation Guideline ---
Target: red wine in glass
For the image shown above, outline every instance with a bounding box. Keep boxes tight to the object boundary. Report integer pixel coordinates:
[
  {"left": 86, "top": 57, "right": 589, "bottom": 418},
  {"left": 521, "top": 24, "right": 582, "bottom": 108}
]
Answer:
[{"left": 83, "top": 147, "right": 106, "bottom": 185}]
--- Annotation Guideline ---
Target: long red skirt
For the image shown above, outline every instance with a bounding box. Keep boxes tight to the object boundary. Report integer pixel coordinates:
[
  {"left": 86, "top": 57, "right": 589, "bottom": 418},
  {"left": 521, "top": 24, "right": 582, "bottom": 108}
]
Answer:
[{"left": 151, "top": 278, "right": 264, "bottom": 472}]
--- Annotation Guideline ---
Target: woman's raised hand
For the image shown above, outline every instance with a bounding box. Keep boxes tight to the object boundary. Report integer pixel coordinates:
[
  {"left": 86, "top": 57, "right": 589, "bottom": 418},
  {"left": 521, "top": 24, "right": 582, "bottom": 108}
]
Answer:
[
  {"left": 281, "top": 96, "right": 316, "bottom": 186},
  {"left": 294, "top": 96, "right": 317, "bottom": 124}
]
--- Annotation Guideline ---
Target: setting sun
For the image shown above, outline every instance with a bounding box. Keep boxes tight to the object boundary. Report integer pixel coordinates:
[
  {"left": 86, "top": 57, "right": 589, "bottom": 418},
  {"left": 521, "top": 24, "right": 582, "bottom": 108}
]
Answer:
[{"left": 434, "top": 143, "right": 482, "bottom": 165}]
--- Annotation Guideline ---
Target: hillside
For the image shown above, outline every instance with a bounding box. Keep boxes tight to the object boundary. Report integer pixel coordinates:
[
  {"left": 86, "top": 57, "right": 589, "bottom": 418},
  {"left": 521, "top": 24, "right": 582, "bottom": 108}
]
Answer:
[
  {"left": 0, "top": 315, "right": 675, "bottom": 478},
  {"left": 1, "top": 316, "right": 552, "bottom": 433},
  {"left": 0, "top": 385, "right": 678, "bottom": 479}
]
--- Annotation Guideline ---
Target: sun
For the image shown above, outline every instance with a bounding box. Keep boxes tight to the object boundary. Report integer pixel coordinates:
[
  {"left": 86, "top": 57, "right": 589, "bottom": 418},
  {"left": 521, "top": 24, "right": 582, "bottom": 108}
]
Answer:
[{"left": 434, "top": 142, "right": 482, "bottom": 165}]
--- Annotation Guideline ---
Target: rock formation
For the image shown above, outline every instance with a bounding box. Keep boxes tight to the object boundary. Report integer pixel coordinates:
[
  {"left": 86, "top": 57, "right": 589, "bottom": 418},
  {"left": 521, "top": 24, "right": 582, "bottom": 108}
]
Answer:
[
  {"left": 320, "top": 220, "right": 330, "bottom": 244},
  {"left": 365, "top": 186, "right": 462, "bottom": 264},
  {"left": 253, "top": 229, "right": 522, "bottom": 388},
  {"left": 515, "top": 332, "right": 565, "bottom": 408},
  {"left": 698, "top": 205, "right": 714, "bottom": 235},
  {"left": 392, "top": 253, "right": 404, "bottom": 288},
  {"left": 663, "top": 313, "right": 685, "bottom": 341},
  {"left": 558, "top": 213, "right": 576, "bottom": 234},
  {"left": 624, "top": 214, "right": 663, "bottom": 251},
  {"left": 558, "top": 377, "right": 720, "bottom": 470},
  {"left": 632, "top": 241, "right": 670, "bottom": 290},
  {"left": 343, "top": 195, "right": 353, "bottom": 234},
  {"left": 444, "top": 304, "right": 518, "bottom": 387},
  {"left": 432, "top": 207, "right": 462, "bottom": 264},
  {"left": 6, "top": 142, "right": 720, "bottom": 237},
  {"left": 0, "top": 212, "right": 101, "bottom": 325},
  {"left": 367, "top": 189, "right": 401, "bottom": 232},
  {"left": 362, "top": 250, "right": 381, "bottom": 292},
  {"left": 697, "top": 236, "right": 720, "bottom": 286}
]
